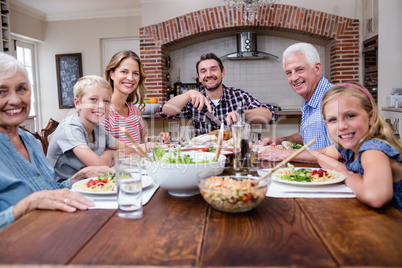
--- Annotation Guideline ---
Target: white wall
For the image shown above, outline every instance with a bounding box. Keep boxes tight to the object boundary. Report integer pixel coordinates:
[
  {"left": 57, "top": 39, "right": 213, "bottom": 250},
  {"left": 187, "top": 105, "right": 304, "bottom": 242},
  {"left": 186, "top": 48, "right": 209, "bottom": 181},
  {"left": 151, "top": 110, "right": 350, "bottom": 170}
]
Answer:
[
  {"left": 170, "top": 35, "right": 326, "bottom": 109},
  {"left": 378, "top": 0, "right": 402, "bottom": 110},
  {"left": 37, "top": 16, "right": 141, "bottom": 127}
]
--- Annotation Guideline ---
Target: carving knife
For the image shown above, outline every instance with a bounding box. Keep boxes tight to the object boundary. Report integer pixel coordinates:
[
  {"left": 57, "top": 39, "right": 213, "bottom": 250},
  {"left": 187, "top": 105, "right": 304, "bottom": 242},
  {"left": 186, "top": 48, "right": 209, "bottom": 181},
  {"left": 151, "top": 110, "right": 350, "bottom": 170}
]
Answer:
[{"left": 204, "top": 111, "right": 222, "bottom": 126}]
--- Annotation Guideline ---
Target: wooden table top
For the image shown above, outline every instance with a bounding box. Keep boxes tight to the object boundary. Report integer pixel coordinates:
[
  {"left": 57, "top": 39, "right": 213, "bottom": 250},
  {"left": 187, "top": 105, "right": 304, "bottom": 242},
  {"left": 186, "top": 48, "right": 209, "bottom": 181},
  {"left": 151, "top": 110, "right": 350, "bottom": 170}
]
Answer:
[{"left": 0, "top": 165, "right": 401, "bottom": 267}]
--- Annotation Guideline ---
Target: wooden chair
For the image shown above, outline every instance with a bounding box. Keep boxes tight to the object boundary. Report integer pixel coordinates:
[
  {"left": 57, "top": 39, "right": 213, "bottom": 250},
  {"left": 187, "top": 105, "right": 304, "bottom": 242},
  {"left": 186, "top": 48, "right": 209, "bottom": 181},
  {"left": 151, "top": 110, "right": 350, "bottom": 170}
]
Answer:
[
  {"left": 19, "top": 125, "right": 45, "bottom": 152},
  {"left": 40, "top": 118, "right": 59, "bottom": 155}
]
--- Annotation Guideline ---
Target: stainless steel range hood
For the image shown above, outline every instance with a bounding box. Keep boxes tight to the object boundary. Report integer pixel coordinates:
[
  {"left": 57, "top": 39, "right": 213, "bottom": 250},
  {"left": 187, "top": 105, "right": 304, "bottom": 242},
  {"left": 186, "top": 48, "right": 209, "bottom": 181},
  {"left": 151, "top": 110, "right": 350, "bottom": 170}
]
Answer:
[{"left": 221, "top": 32, "right": 279, "bottom": 61}]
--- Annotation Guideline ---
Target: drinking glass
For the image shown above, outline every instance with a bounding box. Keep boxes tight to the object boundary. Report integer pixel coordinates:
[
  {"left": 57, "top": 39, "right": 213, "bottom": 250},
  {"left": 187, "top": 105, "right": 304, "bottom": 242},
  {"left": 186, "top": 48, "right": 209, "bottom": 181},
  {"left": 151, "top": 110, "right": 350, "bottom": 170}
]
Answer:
[
  {"left": 168, "top": 121, "right": 180, "bottom": 146},
  {"left": 144, "top": 135, "right": 163, "bottom": 153},
  {"left": 115, "top": 153, "right": 143, "bottom": 219},
  {"left": 250, "top": 124, "right": 262, "bottom": 145},
  {"left": 180, "top": 126, "right": 195, "bottom": 146},
  {"left": 249, "top": 124, "right": 262, "bottom": 171}
]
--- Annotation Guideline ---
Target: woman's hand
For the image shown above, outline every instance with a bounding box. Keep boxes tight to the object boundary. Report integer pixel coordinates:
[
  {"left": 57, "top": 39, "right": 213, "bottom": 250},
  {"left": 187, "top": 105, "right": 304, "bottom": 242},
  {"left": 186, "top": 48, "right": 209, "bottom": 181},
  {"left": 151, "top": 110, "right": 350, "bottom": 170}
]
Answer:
[
  {"left": 158, "top": 132, "right": 170, "bottom": 143},
  {"left": 12, "top": 189, "right": 94, "bottom": 221}
]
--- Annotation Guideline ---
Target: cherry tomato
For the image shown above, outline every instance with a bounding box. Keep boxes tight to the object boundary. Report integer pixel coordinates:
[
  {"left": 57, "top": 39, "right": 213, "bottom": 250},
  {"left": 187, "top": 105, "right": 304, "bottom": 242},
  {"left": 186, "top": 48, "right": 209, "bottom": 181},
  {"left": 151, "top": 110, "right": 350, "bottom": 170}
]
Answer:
[
  {"left": 202, "top": 147, "right": 209, "bottom": 152},
  {"left": 87, "top": 179, "right": 96, "bottom": 187},
  {"left": 311, "top": 169, "right": 327, "bottom": 177},
  {"left": 242, "top": 194, "right": 250, "bottom": 203}
]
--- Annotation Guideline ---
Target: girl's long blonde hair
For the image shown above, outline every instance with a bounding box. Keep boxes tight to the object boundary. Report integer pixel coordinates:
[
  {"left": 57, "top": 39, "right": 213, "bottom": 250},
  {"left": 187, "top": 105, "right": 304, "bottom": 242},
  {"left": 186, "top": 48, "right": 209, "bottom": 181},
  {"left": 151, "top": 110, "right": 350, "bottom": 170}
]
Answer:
[
  {"left": 321, "top": 82, "right": 402, "bottom": 153},
  {"left": 104, "top": 50, "right": 147, "bottom": 112}
]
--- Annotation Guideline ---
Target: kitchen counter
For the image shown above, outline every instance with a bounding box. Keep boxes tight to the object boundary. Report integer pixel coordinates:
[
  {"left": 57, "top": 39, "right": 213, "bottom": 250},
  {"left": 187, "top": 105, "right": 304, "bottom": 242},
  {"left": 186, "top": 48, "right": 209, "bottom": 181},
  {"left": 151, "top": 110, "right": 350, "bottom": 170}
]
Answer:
[
  {"left": 276, "top": 110, "right": 302, "bottom": 118},
  {"left": 382, "top": 107, "right": 402, "bottom": 113}
]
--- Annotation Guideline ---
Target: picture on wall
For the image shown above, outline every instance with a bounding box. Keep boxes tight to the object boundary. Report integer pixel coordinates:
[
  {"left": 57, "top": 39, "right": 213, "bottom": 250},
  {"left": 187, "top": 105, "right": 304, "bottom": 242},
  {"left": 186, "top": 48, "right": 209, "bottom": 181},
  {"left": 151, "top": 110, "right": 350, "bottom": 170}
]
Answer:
[{"left": 56, "top": 53, "right": 83, "bottom": 109}]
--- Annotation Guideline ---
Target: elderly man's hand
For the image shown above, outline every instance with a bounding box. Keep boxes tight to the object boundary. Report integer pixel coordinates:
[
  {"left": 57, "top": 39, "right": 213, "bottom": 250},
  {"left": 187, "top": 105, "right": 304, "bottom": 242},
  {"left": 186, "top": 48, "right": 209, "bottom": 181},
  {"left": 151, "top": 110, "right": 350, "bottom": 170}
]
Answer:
[{"left": 258, "top": 146, "right": 289, "bottom": 162}]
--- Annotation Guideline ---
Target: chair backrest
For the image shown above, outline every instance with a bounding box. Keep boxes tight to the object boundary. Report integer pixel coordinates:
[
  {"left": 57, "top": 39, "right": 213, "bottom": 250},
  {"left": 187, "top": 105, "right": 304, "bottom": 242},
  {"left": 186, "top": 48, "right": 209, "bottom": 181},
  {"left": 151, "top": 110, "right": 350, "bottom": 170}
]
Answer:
[
  {"left": 19, "top": 125, "right": 45, "bottom": 152},
  {"left": 40, "top": 118, "right": 59, "bottom": 155}
]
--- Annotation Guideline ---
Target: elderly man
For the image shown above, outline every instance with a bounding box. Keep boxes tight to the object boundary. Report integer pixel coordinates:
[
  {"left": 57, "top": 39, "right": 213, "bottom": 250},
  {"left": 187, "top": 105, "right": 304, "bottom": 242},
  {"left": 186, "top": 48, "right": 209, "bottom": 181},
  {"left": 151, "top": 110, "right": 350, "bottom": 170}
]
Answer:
[
  {"left": 159, "top": 53, "right": 277, "bottom": 136},
  {"left": 260, "top": 43, "right": 333, "bottom": 158}
]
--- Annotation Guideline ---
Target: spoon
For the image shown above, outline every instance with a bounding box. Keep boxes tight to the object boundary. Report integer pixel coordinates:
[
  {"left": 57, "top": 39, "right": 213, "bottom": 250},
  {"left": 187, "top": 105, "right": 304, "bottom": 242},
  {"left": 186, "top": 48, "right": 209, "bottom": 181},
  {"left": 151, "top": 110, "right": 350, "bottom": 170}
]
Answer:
[
  {"left": 258, "top": 139, "right": 316, "bottom": 181},
  {"left": 121, "top": 127, "right": 153, "bottom": 162}
]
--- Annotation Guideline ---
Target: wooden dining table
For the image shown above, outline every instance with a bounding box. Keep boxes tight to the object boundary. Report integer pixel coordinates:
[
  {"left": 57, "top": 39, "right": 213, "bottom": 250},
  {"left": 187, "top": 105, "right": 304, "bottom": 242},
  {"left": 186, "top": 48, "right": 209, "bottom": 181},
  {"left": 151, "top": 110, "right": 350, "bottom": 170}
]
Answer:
[{"left": 0, "top": 162, "right": 401, "bottom": 267}]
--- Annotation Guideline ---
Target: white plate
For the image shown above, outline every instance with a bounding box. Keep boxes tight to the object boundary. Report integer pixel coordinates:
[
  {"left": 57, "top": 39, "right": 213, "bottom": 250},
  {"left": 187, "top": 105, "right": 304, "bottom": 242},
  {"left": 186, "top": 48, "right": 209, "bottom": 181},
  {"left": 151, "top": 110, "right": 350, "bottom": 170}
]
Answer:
[
  {"left": 72, "top": 176, "right": 154, "bottom": 195},
  {"left": 257, "top": 167, "right": 345, "bottom": 186}
]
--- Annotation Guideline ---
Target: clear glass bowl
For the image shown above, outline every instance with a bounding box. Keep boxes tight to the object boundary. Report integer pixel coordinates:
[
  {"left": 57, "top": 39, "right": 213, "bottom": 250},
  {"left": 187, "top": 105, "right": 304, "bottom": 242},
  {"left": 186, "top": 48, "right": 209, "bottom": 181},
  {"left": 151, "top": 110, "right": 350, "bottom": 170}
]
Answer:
[{"left": 198, "top": 175, "right": 270, "bottom": 213}]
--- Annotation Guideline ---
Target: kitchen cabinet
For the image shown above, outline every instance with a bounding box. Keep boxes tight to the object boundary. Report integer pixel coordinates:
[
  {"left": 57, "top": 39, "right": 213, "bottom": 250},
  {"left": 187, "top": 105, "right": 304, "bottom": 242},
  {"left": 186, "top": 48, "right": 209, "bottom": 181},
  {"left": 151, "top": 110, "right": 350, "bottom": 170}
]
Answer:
[
  {"left": 0, "top": 0, "right": 10, "bottom": 53},
  {"left": 363, "top": 0, "right": 378, "bottom": 40},
  {"left": 363, "top": 35, "right": 378, "bottom": 103}
]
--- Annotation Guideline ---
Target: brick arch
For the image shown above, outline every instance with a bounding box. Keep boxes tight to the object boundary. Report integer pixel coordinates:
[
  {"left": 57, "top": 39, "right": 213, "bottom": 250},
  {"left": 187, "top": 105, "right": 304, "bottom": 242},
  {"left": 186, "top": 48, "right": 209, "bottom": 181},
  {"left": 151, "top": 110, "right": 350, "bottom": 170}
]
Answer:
[{"left": 140, "top": 4, "right": 359, "bottom": 101}]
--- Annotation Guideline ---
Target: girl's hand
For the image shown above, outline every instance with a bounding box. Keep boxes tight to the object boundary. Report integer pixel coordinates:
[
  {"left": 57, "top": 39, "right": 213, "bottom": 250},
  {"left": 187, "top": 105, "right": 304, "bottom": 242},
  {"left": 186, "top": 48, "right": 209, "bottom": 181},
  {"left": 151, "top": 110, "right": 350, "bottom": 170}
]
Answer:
[{"left": 13, "top": 189, "right": 94, "bottom": 221}]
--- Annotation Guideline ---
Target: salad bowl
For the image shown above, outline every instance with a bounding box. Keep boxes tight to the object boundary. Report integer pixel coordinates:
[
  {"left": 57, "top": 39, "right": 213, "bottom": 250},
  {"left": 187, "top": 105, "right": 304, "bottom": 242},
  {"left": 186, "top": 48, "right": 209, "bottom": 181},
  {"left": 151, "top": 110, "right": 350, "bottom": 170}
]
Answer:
[
  {"left": 198, "top": 175, "right": 270, "bottom": 213},
  {"left": 143, "top": 150, "right": 226, "bottom": 197}
]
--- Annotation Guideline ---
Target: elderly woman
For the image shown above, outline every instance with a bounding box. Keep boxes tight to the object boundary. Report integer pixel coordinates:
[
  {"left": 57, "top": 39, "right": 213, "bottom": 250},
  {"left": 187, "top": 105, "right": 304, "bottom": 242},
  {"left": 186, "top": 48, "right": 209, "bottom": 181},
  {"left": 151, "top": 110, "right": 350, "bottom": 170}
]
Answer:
[{"left": 0, "top": 52, "right": 112, "bottom": 230}]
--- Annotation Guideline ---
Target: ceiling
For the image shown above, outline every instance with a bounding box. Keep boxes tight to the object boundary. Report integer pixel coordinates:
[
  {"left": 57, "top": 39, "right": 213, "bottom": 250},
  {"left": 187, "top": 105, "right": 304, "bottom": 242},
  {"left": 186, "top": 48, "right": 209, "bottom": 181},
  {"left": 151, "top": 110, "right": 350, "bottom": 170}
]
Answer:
[{"left": 10, "top": 0, "right": 142, "bottom": 18}]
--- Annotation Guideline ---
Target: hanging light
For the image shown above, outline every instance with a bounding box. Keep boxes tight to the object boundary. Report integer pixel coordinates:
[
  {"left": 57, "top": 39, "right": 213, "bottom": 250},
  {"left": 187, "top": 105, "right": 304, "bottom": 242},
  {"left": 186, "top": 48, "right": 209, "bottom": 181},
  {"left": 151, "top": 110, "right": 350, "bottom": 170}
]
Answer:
[{"left": 224, "top": 0, "right": 279, "bottom": 22}]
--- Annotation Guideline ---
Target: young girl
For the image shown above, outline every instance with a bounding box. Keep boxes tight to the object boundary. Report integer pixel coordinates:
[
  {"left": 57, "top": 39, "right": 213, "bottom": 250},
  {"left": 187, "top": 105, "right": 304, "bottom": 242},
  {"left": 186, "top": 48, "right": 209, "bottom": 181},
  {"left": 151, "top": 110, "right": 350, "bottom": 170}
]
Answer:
[
  {"left": 319, "top": 82, "right": 402, "bottom": 210},
  {"left": 103, "top": 50, "right": 169, "bottom": 146},
  {"left": 47, "top": 75, "right": 136, "bottom": 182}
]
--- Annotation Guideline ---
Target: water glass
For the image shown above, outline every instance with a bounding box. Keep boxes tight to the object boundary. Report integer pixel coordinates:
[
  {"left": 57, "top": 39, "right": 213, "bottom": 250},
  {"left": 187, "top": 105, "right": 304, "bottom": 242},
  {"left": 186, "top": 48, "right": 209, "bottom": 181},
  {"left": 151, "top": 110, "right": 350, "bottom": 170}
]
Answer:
[
  {"left": 115, "top": 153, "right": 143, "bottom": 219},
  {"left": 249, "top": 124, "right": 262, "bottom": 171},
  {"left": 168, "top": 121, "right": 180, "bottom": 145},
  {"left": 180, "top": 126, "right": 195, "bottom": 146},
  {"left": 144, "top": 135, "right": 163, "bottom": 153},
  {"left": 250, "top": 124, "right": 262, "bottom": 145}
]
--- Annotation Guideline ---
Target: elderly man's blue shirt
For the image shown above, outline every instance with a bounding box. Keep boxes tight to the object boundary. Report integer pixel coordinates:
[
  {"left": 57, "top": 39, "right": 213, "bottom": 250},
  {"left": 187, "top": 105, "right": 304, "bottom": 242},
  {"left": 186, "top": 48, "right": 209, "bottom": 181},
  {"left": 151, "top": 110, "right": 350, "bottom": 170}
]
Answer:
[{"left": 300, "top": 77, "right": 333, "bottom": 149}]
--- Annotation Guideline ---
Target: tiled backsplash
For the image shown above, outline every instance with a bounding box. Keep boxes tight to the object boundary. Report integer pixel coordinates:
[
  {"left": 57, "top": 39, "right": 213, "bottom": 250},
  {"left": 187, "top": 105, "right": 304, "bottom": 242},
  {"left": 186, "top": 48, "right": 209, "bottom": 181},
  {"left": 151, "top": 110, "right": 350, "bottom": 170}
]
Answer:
[{"left": 170, "top": 35, "right": 326, "bottom": 109}]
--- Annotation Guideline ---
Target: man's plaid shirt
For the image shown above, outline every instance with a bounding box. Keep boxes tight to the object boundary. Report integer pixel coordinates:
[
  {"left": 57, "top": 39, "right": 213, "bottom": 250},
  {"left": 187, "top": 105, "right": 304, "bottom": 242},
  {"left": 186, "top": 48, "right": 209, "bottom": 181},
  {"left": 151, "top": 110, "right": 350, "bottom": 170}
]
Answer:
[{"left": 159, "top": 85, "right": 278, "bottom": 136}]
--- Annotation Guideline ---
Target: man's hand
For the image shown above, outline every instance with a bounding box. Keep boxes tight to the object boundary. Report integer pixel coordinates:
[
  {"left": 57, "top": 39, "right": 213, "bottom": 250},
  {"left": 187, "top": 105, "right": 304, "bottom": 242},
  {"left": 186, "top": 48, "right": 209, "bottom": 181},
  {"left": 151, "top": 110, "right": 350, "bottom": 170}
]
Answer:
[
  {"left": 188, "top": 90, "right": 212, "bottom": 112},
  {"left": 259, "top": 137, "right": 283, "bottom": 146},
  {"left": 225, "top": 110, "right": 238, "bottom": 125}
]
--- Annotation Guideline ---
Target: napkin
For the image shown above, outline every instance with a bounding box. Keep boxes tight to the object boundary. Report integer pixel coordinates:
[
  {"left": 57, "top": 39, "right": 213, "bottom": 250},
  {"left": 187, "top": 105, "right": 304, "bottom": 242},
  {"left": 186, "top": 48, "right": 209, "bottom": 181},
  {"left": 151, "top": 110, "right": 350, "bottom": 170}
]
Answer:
[
  {"left": 88, "top": 183, "right": 159, "bottom": 209},
  {"left": 266, "top": 181, "right": 355, "bottom": 198}
]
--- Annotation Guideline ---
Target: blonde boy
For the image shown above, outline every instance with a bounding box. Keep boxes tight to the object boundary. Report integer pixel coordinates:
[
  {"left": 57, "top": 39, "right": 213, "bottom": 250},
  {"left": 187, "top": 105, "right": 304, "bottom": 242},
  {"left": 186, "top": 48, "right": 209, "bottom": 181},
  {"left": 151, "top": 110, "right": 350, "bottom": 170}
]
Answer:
[{"left": 47, "top": 75, "right": 133, "bottom": 182}]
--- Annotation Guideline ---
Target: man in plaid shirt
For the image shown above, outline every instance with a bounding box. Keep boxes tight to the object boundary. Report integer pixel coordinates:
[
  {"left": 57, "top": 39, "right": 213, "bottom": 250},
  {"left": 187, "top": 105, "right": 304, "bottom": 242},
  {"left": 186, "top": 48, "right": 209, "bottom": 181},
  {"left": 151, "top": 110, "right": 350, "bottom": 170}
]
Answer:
[
  {"left": 159, "top": 53, "right": 278, "bottom": 136},
  {"left": 259, "top": 43, "right": 333, "bottom": 162}
]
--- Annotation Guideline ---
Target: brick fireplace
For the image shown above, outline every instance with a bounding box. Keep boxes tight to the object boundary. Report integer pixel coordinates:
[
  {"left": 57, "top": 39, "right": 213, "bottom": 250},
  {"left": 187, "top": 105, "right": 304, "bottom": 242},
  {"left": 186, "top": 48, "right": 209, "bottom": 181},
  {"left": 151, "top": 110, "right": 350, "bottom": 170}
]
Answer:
[{"left": 140, "top": 4, "right": 359, "bottom": 102}]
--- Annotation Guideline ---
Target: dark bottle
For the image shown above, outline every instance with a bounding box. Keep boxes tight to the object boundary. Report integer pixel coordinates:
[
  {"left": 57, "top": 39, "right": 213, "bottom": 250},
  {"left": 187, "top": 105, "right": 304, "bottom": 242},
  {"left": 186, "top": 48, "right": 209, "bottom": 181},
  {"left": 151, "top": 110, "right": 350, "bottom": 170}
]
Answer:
[{"left": 232, "top": 105, "right": 250, "bottom": 174}]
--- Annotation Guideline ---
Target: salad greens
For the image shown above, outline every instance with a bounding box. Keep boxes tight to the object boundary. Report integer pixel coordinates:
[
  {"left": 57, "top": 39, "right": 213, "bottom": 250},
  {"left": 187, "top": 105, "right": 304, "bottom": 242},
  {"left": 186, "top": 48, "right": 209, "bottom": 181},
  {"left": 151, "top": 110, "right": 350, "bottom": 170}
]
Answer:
[
  {"left": 97, "top": 172, "right": 116, "bottom": 183},
  {"left": 153, "top": 145, "right": 213, "bottom": 164},
  {"left": 289, "top": 141, "right": 303, "bottom": 149},
  {"left": 276, "top": 163, "right": 312, "bottom": 182}
]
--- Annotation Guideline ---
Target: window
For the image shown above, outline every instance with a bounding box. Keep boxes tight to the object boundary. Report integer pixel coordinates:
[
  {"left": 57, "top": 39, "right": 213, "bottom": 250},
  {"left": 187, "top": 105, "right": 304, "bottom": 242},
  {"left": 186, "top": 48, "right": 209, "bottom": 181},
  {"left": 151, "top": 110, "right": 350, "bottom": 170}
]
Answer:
[{"left": 13, "top": 40, "right": 41, "bottom": 131}]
